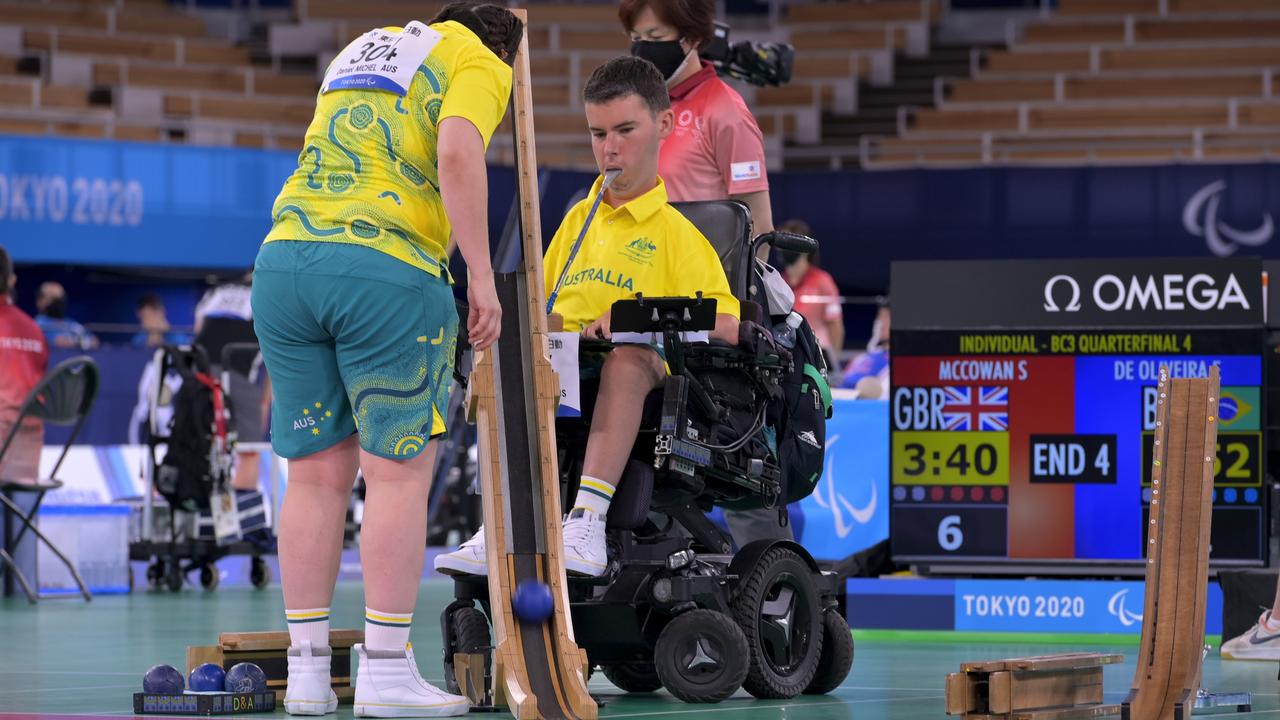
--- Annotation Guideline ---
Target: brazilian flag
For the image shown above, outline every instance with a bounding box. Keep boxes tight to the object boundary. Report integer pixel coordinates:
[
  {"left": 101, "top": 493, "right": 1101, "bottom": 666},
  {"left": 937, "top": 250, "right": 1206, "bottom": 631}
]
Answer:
[{"left": 1218, "top": 387, "right": 1259, "bottom": 431}]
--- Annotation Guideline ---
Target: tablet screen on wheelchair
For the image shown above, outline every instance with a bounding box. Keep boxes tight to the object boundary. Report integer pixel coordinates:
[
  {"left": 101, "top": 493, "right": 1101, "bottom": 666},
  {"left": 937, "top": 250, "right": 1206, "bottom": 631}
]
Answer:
[{"left": 610, "top": 295, "right": 718, "bottom": 334}]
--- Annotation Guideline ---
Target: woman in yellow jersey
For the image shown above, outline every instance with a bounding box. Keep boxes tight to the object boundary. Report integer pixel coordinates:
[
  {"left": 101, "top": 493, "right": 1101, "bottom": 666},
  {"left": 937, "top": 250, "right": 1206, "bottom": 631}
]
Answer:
[{"left": 250, "top": 3, "right": 519, "bottom": 716}]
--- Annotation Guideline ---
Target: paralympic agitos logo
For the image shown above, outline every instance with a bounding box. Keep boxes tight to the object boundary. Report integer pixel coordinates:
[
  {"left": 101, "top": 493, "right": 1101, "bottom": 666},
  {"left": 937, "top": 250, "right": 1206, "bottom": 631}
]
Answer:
[{"left": 1042, "top": 272, "right": 1251, "bottom": 313}]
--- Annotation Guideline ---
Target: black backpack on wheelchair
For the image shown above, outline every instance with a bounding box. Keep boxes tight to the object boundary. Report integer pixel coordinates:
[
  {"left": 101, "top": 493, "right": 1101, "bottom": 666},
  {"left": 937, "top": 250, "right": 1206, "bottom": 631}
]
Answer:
[
  {"left": 154, "top": 347, "right": 233, "bottom": 513},
  {"left": 769, "top": 311, "right": 833, "bottom": 506}
]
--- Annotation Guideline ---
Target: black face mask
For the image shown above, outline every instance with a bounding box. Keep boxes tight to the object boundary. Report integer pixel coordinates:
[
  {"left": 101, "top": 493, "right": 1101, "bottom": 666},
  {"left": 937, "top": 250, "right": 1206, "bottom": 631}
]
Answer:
[
  {"left": 44, "top": 297, "right": 67, "bottom": 319},
  {"left": 630, "top": 39, "right": 687, "bottom": 81}
]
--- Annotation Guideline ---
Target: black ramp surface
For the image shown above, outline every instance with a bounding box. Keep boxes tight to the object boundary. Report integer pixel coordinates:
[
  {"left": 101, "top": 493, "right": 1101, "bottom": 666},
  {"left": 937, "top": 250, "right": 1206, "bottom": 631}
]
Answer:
[{"left": 493, "top": 272, "right": 578, "bottom": 720}]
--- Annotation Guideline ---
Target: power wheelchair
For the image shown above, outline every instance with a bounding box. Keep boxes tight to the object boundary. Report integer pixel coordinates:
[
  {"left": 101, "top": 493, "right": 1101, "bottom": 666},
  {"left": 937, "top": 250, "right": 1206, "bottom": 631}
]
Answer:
[{"left": 441, "top": 200, "right": 853, "bottom": 704}]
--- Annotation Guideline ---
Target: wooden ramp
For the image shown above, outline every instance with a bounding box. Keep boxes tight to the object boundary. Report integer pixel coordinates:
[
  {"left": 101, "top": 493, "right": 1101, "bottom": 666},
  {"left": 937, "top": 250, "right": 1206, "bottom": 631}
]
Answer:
[
  {"left": 945, "top": 652, "right": 1122, "bottom": 719},
  {"left": 1122, "top": 366, "right": 1219, "bottom": 720},
  {"left": 464, "top": 9, "right": 596, "bottom": 720}
]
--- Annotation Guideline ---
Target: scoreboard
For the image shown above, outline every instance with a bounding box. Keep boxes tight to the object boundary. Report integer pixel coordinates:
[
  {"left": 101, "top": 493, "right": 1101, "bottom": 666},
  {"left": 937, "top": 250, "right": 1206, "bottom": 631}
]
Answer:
[{"left": 890, "top": 259, "right": 1266, "bottom": 568}]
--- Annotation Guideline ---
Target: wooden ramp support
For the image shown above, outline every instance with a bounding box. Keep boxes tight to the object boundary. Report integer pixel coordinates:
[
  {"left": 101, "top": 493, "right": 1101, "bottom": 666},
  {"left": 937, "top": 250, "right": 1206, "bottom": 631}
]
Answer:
[
  {"left": 945, "top": 652, "right": 1123, "bottom": 719},
  {"left": 1123, "top": 365, "right": 1221, "bottom": 720},
  {"left": 464, "top": 8, "right": 596, "bottom": 720},
  {"left": 186, "top": 629, "right": 363, "bottom": 704}
]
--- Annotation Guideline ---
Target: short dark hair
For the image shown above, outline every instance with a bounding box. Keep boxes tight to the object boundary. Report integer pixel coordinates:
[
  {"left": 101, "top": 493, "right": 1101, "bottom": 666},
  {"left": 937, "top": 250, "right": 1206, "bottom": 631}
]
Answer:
[
  {"left": 619, "top": 0, "right": 716, "bottom": 49},
  {"left": 432, "top": 2, "right": 523, "bottom": 64},
  {"left": 779, "top": 218, "right": 812, "bottom": 237},
  {"left": 0, "top": 245, "right": 10, "bottom": 296},
  {"left": 583, "top": 56, "right": 671, "bottom": 115},
  {"left": 137, "top": 293, "right": 163, "bottom": 312}
]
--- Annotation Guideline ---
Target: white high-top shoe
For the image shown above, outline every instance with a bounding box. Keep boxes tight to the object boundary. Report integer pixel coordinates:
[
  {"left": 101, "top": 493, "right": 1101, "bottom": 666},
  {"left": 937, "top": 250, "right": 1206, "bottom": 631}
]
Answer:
[
  {"left": 353, "top": 643, "right": 470, "bottom": 717},
  {"left": 562, "top": 508, "right": 608, "bottom": 577},
  {"left": 433, "top": 527, "right": 487, "bottom": 576},
  {"left": 284, "top": 642, "right": 339, "bottom": 716},
  {"left": 435, "top": 508, "right": 610, "bottom": 578}
]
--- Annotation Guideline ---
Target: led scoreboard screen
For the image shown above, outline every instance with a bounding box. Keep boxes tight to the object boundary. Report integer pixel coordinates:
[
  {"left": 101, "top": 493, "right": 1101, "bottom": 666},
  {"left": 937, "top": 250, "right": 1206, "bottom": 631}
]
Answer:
[{"left": 890, "top": 259, "right": 1266, "bottom": 567}]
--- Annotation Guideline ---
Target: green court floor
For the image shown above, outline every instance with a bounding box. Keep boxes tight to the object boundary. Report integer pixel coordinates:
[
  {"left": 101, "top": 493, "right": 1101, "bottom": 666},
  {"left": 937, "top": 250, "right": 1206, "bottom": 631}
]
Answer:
[{"left": 1, "top": 580, "right": 1277, "bottom": 718}]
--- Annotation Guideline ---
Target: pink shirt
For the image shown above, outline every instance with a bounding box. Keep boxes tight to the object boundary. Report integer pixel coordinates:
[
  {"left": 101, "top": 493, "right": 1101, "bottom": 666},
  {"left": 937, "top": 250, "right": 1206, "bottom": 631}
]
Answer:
[
  {"left": 0, "top": 300, "right": 48, "bottom": 416},
  {"left": 660, "top": 62, "right": 769, "bottom": 202},
  {"left": 0, "top": 300, "right": 47, "bottom": 480}
]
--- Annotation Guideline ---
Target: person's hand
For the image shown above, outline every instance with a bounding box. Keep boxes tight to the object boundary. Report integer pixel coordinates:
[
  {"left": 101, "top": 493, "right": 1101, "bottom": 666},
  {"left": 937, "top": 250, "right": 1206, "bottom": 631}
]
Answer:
[
  {"left": 581, "top": 312, "right": 611, "bottom": 341},
  {"left": 466, "top": 270, "right": 501, "bottom": 351}
]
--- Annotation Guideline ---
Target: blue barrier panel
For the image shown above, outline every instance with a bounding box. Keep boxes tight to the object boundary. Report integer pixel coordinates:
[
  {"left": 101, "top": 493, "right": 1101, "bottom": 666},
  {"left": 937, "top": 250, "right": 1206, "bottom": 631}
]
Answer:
[
  {"left": 797, "top": 397, "right": 889, "bottom": 561},
  {"left": 846, "top": 576, "right": 1224, "bottom": 634},
  {"left": 9, "top": 136, "right": 1280, "bottom": 293},
  {"left": 43, "top": 347, "right": 152, "bottom": 446},
  {"left": 0, "top": 135, "right": 297, "bottom": 269},
  {"left": 0, "top": 134, "right": 519, "bottom": 272}
]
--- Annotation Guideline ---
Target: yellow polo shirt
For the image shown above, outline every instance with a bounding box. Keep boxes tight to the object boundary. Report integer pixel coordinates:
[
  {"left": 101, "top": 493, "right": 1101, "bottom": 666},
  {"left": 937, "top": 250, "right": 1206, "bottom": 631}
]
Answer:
[
  {"left": 544, "top": 176, "right": 740, "bottom": 331},
  {"left": 264, "top": 21, "right": 512, "bottom": 278}
]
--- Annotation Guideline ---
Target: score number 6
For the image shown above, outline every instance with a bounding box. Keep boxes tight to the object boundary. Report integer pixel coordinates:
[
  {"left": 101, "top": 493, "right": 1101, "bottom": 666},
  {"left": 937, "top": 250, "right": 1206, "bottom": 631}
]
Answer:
[{"left": 938, "top": 515, "right": 963, "bottom": 551}]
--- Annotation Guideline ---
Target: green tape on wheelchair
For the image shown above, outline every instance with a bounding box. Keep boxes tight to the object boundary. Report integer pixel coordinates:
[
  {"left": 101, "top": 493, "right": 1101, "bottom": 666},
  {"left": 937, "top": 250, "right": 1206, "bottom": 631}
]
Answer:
[{"left": 802, "top": 363, "right": 833, "bottom": 419}]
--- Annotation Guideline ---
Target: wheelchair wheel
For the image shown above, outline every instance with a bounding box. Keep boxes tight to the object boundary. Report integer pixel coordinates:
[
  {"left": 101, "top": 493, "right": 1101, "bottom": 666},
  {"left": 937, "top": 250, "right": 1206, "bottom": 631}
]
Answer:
[
  {"left": 199, "top": 564, "right": 219, "bottom": 591},
  {"left": 731, "top": 546, "right": 823, "bottom": 699},
  {"left": 444, "top": 607, "right": 491, "bottom": 696},
  {"left": 654, "top": 609, "right": 749, "bottom": 703},
  {"left": 600, "top": 662, "right": 662, "bottom": 693},
  {"left": 165, "top": 563, "right": 184, "bottom": 592},
  {"left": 146, "top": 560, "right": 165, "bottom": 591},
  {"left": 250, "top": 557, "right": 271, "bottom": 589},
  {"left": 803, "top": 610, "right": 854, "bottom": 695}
]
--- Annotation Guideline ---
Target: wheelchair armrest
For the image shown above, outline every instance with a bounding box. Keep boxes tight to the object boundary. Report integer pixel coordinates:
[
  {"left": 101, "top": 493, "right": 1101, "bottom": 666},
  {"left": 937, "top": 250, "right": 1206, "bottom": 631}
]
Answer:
[{"left": 737, "top": 320, "right": 789, "bottom": 363}]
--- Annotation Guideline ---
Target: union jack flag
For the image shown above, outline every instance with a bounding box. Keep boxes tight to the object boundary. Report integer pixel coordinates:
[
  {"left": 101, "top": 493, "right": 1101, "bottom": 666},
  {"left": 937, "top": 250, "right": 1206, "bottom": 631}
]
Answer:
[{"left": 941, "top": 386, "right": 1008, "bottom": 431}]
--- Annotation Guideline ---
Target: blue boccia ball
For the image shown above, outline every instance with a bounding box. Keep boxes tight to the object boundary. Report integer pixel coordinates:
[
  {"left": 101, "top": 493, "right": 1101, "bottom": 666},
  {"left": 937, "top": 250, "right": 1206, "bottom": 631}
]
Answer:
[
  {"left": 224, "top": 662, "right": 268, "bottom": 693},
  {"left": 513, "top": 579, "right": 554, "bottom": 623},
  {"left": 188, "top": 662, "right": 227, "bottom": 692},
  {"left": 143, "top": 664, "right": 185, "bottom": 694}
]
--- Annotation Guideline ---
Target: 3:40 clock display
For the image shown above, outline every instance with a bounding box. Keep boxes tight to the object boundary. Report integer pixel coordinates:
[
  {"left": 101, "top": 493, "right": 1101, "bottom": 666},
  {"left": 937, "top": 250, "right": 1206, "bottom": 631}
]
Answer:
[{"left": 892, "top": 432, "right": 1010, "bottom": 485}]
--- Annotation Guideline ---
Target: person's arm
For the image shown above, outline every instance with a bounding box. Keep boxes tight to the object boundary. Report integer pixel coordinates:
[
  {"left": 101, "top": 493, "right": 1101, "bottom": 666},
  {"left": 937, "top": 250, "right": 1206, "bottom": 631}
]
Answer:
[
  {"left": 438, "top": 116, "right": 500, "bottom": 351},
  {"left": 712, "top": 313, "right": 738, "bottom": 345},
  {"left": 824, "top": 275, "right": 844, "bottom": 350},
  {"left": 733, "top": 190, "right": 774, "bottom": 259},
  {"left": 827, "top": 317, "right": 845, "bottom": 353}
]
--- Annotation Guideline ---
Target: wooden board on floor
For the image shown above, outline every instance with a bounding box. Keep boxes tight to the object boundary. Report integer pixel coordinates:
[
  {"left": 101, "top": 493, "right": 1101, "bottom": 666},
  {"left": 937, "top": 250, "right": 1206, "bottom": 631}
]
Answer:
[
  {"left": 946, "top": 652, "right": 1123, "bottom": 719},
  {"left": 186, "top": 629, "right": 362, "bottom": 704}
]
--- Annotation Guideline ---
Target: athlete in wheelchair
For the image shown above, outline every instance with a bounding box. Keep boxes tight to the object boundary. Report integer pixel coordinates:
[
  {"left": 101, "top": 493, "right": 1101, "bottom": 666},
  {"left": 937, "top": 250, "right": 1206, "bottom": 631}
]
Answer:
[{"left": 437, "top": 57, "right": 851, "bottom": 704}]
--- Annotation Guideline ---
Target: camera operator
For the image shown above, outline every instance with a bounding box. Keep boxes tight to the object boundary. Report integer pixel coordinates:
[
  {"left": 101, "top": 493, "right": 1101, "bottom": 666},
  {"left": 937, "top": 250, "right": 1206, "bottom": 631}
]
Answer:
[
  {"left": 620, "top": 0, "right": 789, "bottom": 545},
  {"left": 621, "top": 0, "right": 775, "bottom": 247}
]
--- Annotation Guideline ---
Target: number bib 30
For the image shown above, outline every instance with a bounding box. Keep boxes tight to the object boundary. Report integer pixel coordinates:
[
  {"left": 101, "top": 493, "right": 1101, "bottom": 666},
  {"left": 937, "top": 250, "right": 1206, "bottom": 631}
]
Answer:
[{"left": 322, "top": 21, "right": 442, "bottom": 95}]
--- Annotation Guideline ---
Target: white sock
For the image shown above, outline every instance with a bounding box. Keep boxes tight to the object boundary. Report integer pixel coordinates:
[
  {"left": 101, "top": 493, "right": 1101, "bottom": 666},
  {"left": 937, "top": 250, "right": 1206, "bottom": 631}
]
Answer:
[
  {"left": 365, "top": 608, "right": 413, "bottom": 651},
  {"left": 572, "top": 475, "right": 615, "bottom": 516},
  {"left": 286, "top": 607, "right": 331, "bottom": 649},
  {"left": 1264, "top": 611, "right": 1280, "bottom": 632}
]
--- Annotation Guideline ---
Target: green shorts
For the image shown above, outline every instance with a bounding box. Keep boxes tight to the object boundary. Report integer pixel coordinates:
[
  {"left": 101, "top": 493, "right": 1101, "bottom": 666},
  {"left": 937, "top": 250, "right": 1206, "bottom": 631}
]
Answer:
[{"left": 252, "top": 241, "right": 457, "bottom": 460}]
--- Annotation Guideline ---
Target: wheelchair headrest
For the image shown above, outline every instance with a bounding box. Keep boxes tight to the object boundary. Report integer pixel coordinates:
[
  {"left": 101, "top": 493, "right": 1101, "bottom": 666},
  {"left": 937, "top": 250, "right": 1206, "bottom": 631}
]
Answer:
[{"left": 670, "top": 200, "right": 752, "bottom": 301}]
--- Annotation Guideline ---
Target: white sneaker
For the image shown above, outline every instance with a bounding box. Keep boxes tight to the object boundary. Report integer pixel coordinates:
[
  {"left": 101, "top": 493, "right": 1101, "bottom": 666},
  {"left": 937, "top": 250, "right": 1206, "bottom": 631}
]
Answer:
[
  {"left": 284, "top": 642, "right": 338, "bottom": 715},
  {"left": 563, "top": 508, "right": 608, "bottom": 577},
  {"left": 1221, "top": 610, "right": 1280, "bottom": 660},
  {"left": 353, "top": 643, "right": 470, "bottom": 717},
  {"left": 434, "top": 527, "right": 487, "bottom": 576}
]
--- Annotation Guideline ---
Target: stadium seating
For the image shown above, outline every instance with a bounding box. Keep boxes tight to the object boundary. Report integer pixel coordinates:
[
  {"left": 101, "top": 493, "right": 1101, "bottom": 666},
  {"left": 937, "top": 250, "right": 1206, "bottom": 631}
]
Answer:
[
  {"left": 853, "top": 0, "right": 1280, "bottom": 167},
  {"left": 0, "top": 0, "right": 312, "bottom": 147},
  {"left": 0, "top": 0, "right": 936, "bottom": 170},
  {"left": 11, "top": 0, "right": 1268, "bottom": 170}
]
